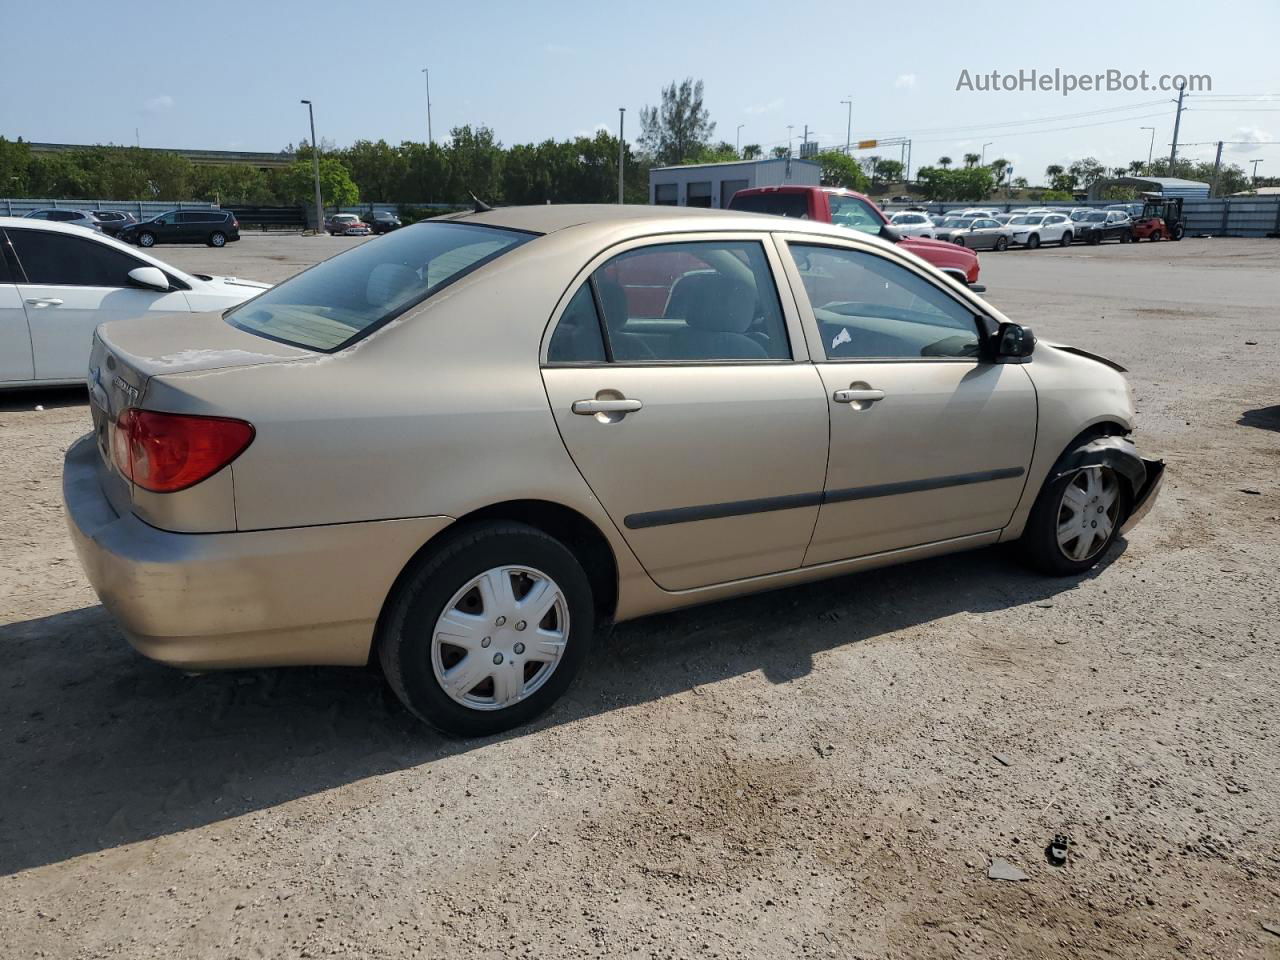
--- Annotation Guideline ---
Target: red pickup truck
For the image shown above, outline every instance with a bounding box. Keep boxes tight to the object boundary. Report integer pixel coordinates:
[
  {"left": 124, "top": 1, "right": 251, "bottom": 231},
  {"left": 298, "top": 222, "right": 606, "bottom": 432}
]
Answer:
[{"left": 728, "top": 186, "right": 982, "bottom": 288}]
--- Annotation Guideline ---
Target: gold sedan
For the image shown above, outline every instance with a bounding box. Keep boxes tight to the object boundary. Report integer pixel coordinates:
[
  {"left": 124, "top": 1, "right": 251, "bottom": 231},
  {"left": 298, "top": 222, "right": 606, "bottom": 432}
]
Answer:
[{"left": 64, "top": 205, "right": 1162, "bottom": 735}]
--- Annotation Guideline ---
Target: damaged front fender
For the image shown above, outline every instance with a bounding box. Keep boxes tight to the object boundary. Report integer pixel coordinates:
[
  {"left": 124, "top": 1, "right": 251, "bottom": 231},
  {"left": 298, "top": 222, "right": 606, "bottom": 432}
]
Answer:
[{"left": 1052, "top": 435, "right": 1164, "bottom": 534}]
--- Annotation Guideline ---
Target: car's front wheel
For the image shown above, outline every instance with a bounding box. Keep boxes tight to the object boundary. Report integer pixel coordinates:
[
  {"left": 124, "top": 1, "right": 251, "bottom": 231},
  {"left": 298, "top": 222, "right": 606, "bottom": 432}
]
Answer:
[
  {"left": 1150, "top": 229, "right": 1163, "bottom": 241},
  {"left": 378, "top": 522, "right": 595, "bottom": 736},
  {"left": 1026, "top": 233, "right": 1041, "bottom": 249},
  {"left": 137, "top": 231, "right": 156, "bottom": 248},
  {"left": 952, "top": 235, "right": 966, "bottom": 247},
  {"left": 208, "top": 231, "right": 226, "bottom": 247},
  {"left": 1022, "top": 465, "right": 1127, "bottom": 576}
]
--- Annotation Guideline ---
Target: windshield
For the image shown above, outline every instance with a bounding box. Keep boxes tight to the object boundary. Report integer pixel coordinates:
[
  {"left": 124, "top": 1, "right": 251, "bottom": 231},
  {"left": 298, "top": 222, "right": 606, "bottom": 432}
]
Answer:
[
  {"left": 728, "top": 193, "right": 810, "bottom": 218},
  {"left": 1085, "top": 213, "right": 1107, "bottom": 222},
  {"left": 225, "top": 221, "right": 533, "bottom": 351},
  {"left": 1009, "top": 215, "right": 1042, "bottom": 225}
]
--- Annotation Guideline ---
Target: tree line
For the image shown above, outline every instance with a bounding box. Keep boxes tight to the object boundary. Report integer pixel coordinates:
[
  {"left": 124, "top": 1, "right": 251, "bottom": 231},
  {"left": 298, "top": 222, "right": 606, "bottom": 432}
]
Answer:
[{"left": 0, "top": 77, "right": 1262, "bottom": 207}]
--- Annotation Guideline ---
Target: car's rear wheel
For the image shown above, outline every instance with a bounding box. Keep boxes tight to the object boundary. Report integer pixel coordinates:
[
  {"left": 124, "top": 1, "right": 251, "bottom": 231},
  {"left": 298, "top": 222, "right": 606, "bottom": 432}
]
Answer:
[
  {"left": 1150, "top": 229, "right": 1163, "bottom": 241},
  {"left": 1026, "top": 233, "right": 1041, "bottom": 249},
  {"left": 208, "top": 231, "right": 226, "bottom": 248},
  {"left": 995, "top": 235, "right": 1009, "bottom": 251},
  {"left": 138, "top": 231, "right": 156, "bottom": 248},
  {"left": 1022, "top": 465, "right": 1128, "bottom": 576},
  {"left": 378, "top": 522, "right": 595, "bottom": 736},
  {"left": 1171, "top": 224, "right": 1185, "bottom": 241},
  {"left": 1060, "top": 231, "right": 1073, "bottom": 246}
]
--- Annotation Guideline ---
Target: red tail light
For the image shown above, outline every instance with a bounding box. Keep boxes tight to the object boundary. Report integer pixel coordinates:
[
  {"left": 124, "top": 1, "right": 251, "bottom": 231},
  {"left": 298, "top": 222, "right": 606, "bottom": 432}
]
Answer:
[{"left": 112, "top": 409, "right": 255, "bottom": 493}]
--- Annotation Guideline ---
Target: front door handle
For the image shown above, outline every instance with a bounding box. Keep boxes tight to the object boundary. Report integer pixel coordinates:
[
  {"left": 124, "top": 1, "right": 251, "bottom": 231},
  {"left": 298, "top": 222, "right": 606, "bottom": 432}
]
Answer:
[
  {"left": 25, "top": 298, "right": 64, "bottom": 307},
  {"left": 572, "top": 398, "right": 643, "bottom": 415},
  {"left": 833, "top": 388, "right": 885, "bottom": 404}
]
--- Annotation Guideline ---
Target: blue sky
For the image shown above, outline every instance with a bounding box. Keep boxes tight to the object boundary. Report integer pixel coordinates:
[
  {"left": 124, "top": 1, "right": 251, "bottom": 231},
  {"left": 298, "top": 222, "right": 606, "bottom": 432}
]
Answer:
[{"left": 3, "top": 0, "right": 1278, "bottom": 182}]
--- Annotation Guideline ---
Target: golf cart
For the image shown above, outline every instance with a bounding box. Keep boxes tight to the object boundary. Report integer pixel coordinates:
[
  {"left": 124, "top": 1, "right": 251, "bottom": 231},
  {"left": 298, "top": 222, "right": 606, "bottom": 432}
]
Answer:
[{"left": 1131, "top": 196, "right": 1185, "bottom": 242}]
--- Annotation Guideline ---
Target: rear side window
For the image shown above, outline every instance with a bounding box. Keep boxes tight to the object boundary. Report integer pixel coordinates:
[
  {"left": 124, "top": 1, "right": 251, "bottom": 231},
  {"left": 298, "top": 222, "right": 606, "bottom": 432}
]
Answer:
[
  {"left": 546, "top": 285, "right": 606, "bottom": 363},
  {"left": 226, "top": 221, "right": 533, "bottom": 352},
  {"left": 8, "top": 229, "right": 145, "bottom": 287},
  {"left": 727, "top": 192, "right": 809, "bottom": 218}
]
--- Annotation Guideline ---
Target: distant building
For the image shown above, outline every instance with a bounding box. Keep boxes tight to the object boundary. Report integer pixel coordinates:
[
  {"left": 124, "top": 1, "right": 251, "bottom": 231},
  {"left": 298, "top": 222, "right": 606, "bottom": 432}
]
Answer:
[
  {"left": 649, "top": 157, "right": 821, "bottom": 208},
  {"left": 1086, "top": 175, "right": 1210, "bottom": 201}
]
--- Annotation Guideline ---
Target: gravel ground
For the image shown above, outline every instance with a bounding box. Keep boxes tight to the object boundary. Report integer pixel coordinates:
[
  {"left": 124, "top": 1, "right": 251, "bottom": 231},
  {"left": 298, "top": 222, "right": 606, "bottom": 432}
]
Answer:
[{"left": 2, "top": 233, "right": 1278, "bottom": 959}]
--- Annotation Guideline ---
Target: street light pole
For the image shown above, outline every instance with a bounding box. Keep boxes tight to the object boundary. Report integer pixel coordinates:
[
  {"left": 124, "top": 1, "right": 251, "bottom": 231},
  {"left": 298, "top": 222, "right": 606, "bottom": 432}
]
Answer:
[
  {"left": 786, "top": 125, "right": 794, "bottom": 156},
  {"left": 981, "top": 141, "right": 993, "bottom": 165},
  {"left": 421, "top": 68, "right": 433, "bottom": 145},
  {"left": 1140, "top": 126, "right": 1156, "bottom": 170},
  {"left": 736, "top": 123, "right": 744, "bottom": 157},
  {"left": 300, "top": 100, "right": 324, "bottom": 234},
  {"left": 840, "top": 98, "right": 852, "bottom": 155},
  {"left": 617, "top": 107, "right": 626, "bottom": 205}
]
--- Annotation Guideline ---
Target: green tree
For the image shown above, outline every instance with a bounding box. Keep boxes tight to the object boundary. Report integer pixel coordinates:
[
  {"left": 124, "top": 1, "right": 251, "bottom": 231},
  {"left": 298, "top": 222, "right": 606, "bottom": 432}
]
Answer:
[
  {"left": 988, "top": 157, "right": 1010, "bottom": 183},
  {"left": 815, "top": 150, "right": 870, "bottom": 191},
  {"left": 914, "top": 165, "right": 994, "bottom": 201},
  {"left": 962, "top": 153, "right": 980, "bottom": 168},
  {"left": 638, "top": 78, "right": 716, "bottom": 166},
  {"left": 937, "top": 156, "right": 952, "bottom": 169},
  {"left": 741, "top": 143, "right": 762, "bottom": 160},
  {"left": 874, "top": 158, "right": 904, "bottom": 185},
  {"left": 339, "top": 139, "right": 408, "bottom": 202},
  {"left": 1068, "top": 156, "right": 1106, "bottom": 189},
  {"left": 281, "top": 156, "right": 358, "bottom": 208},
  {"left": 770, "top": 146, "right": 790, "bottom": 159}
]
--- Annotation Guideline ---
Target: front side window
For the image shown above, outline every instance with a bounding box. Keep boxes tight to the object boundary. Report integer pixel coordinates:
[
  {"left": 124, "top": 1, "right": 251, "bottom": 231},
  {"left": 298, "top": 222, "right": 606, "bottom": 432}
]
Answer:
[
  {"left": 576, "top": 240, "right": 790, "bottom": 363},
  {"left": 789, "top": 244, "right": 981, "bottom": 361},
  {"left": 226, "top": 222, "right": 532, "bottom": 351},
  {"left": 827, "top": 194, "right": 883, "bottom": 234},
  {"left": 8, "top": 229, "right": 145, "bottom": 287}
]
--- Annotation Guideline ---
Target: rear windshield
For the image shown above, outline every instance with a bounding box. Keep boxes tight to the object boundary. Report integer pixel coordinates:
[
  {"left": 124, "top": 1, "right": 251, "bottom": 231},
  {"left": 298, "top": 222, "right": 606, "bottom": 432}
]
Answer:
[
  {"left": 225, "top": 221, "right": 533, "bottom": 351},
  {"left": 727, "top": 193, "right": 810, "bottom": 218}
]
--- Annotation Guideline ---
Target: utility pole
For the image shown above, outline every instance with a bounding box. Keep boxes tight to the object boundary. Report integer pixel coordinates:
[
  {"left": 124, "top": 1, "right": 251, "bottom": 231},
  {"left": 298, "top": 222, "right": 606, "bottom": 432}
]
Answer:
[
  {"left": 1250, "top": 158, "right": 1264, "bottom": 186},
  {"left": 1168, "top": 83, "right": 1186, "bottom": 171},
  {"left": 617, "top": 107, "right": 626, "bottom": 205},
  {"left": 736, "top": 123, "right": 744, "bottom": 157},
  {"left": 786, "top": 125, "right": 794, "bottom": 156},
  {"left": 300, "top": 100, "right": 324, "bottom": 233},
  {"left": 802, "top": 124, "right": 809, "bottom": 157},
  {"left": 421, "top": 68, "right": 433, "bottom": 145},
  {"left": 1210, "top": 140, "right": 1224, "bottom": 196},
  {"left": 135, "top": 127, "right": 140, "bottom": 148},
  {"left": 840, "top": 98, "right": 852, "bottom": 155}
]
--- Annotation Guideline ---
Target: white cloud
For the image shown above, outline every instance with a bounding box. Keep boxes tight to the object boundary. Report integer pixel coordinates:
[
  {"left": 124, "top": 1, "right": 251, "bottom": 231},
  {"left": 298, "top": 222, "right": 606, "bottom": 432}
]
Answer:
[
  {"left": 743, "top": 97, "right": 784, "bottom": 115},
  {"left": 894, "top": 73, "right": 917, "bottom": 90},
  {"left": 1229, "top": 126, "right": 1273, "bottom": 153},
  {"left": 144, "top": 95, "right": 174, "bottom": 113}
]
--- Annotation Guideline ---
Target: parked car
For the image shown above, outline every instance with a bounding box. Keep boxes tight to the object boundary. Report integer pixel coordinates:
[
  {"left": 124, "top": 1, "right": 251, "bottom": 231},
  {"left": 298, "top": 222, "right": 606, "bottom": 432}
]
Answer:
[
  {"left": 1106, "top": 202, "right": 1146, "bottom": 219},
  {"left": 1130, "top": 197, "right": 1185, "bottom": 241},
  {"left": 728, "top": 186, "right": 982, "bottom": 288},
  {"left": 992, "top": 213, "right": 1016, "bottom": 225},
  {"left": 887, "top": 210, "right": 936, "bottom": 238},
  {"left": 367, "top": 211, "right": 402, "bottom": 234},
  {"left": 1068, "top": 208, "right": 1095, "bottom": 222},
  {"left": 117, "top": 209, "right": 241, "bottom": 248},
  {"left": 0, "top": 217, "right": 268, "bottom": 388},
  {"left": 90, "top": 211, "right": 138, "bottom": 237},
  {"left": 23, "top": 209, "right": 103, "bottom": 233},
  {"left": 945, "top": 217, "right": 1013, "bottom": 251},
  {"left": 931, "top": 216, "right": 977, "bottom": 242},
  {"left": 1006, "top": 212, "right": 1074, "bottom": 249},
  {"left": 327, "top": 214, "right": 372, "bottom": 236},
  {"left": 1074, "top": 210, "right": 1134, "bottom": 245},
  {"left": 63, "top": 205, "right": 1161, "bottom": 735}
]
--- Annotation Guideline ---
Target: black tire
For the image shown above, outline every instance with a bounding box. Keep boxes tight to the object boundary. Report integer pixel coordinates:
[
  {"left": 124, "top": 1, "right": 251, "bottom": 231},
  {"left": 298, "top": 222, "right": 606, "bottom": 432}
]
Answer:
[
  {"left": 1171, "top": 224, "right": 1184, "bottom": 241},
  {"left": 1060, "top": 231, "right": 1073, "bottom": 247},
  {"left": 1021, "top": 465, "right": 1130, "bottom": 577},
  {"left": 995, "top": 235, "right": 1009, "bottom": 251},
  {"left": 1150, "top": 229, "right": 1162, "bottom": 241},
  {"left": 1027, "top": 233, "right": 1041, "bottom": 250},
  {"left": 208, "top": 231, "right": 226, "bottom": 248},
  {"left": 1120, "top": 230, "right": 1132, "bottom": 244},
  {"left": 1088, "top": 232, "right": 1101, "bottom": 245},
  {"left": 377, "top": 522, "right": 595, "bottom": 736},
  {"left": 952, "top": 236, "right": 966, "bottom": 246},
  {"left": 138, "top": 231, "right": 156, "bottom": 248}
]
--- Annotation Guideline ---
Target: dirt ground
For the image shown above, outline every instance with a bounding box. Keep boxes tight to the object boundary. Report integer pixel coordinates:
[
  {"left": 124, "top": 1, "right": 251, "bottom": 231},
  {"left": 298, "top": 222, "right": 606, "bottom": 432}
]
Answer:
[{"left": 2, "top": 233, "right": 1278, "bottom": 959}]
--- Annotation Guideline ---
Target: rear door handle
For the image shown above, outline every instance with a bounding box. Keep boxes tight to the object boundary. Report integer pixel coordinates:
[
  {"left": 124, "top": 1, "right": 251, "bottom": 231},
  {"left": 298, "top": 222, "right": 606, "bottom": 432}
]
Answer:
[
  {"left": 572, "top": 398, "right": 643, "bottom": 415},
  {"left": 833, "top": 388, "right": 885, "bottom": 404},
  {"left": 25, "top": 298, "right": 64, "bottom": 306}
]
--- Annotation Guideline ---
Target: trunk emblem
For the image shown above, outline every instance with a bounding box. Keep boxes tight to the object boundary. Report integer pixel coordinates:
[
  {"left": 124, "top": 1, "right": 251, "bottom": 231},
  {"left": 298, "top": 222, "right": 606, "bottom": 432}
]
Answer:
[{"left": 112, "top": 375, "right": 140, "bottom": 405}]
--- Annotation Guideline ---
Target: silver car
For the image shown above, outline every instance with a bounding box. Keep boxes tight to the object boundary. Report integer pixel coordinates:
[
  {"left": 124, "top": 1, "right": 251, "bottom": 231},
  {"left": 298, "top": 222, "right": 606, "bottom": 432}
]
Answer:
[
  {"left": 63, "top": 205, "right": 1163, "bottom": 735},
  {"left": 945, "top": 216, "right": 1013, "bottom": 251}
]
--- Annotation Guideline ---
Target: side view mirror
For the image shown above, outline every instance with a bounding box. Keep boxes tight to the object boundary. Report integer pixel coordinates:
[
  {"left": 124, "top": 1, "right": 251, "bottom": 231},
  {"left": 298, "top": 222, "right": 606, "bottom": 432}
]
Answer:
[
  {"left": 878, "top": 223, "right": 902, "bottom": 243},
  {"left": 996, "top": 321, "right": 1035, "bottom": 359},
  {"left": 128, "top": 266, "right": 170, "bottom": 292}
]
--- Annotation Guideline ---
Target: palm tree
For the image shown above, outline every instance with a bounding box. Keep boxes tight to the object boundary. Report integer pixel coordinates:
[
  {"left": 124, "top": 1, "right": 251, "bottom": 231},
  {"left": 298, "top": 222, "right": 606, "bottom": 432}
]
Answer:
[
  {"left": 963, "top": 153, "right": 981, "bottom": 168},
  {"left": 1045, "top": 164, "right": 1065, "bottom": 180},
  {"left": 937, "top": 156, "right": 952, "bottom": 169},
  {"left": 1127, "top": 160, "right": 1145, "bottom": 176},
  {"left": 742, "top": 144, "right": 762, "bottom": 160},
  {"left": 989, "top": 157, "right": 1010, "bottom": 180}
]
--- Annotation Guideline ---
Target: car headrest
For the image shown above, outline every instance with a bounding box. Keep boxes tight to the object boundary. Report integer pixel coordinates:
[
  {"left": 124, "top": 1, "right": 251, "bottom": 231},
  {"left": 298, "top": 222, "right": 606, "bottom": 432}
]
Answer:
[
  {"left": 673, "top": 273, "right": 755, "bottom": 334},
  {"left": 366, "top": 263, "right": 419, "bottom": 309}
]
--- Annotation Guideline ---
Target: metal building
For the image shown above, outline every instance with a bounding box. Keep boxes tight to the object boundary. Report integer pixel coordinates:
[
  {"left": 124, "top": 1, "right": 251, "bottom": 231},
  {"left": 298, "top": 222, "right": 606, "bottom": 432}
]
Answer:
[
  {"left": 1086, "top": 176, "right": 1210, "bottom": 201},
  {"left": 648, "top": 157, "right": 821, "bottom": 208}
]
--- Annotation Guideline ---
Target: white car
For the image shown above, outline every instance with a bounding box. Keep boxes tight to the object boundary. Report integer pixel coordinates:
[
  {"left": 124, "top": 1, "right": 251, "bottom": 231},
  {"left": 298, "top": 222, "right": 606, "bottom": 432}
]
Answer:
[
  {"left": 1006, "top": 212, "right": 1074, "bottom": 249},
  {"left": 0, "top": 217, "right": 270, "bottom": 388},
  {"left": 887, "top": 211, "right": 936, "bottom": 238}
]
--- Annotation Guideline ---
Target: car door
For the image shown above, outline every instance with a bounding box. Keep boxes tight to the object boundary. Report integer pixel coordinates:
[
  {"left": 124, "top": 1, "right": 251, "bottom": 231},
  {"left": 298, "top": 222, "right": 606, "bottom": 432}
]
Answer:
[
  {"left": 968, "top": 219, "right": 1000, "bottom": 250},
  {"left": 7, "top": 227, "right": 190, "bottom": 381},
  {"left": 540, "top": 233, "right": 830, "bottom": 590},
  {"left": 149, "top": 211, "right": 179, "bottom": 242},
  {"left": 1043, "top": 215, "right": 1069, "bottom": 242},
  {"left": 0, "top": 232, "right": 35, "bottom": 382},
  {"left": 777, "top": 236, "right": 1037, "bottom": 565},
  {"left": 177, "top": 211, "right": 205, "bottom": 242}
]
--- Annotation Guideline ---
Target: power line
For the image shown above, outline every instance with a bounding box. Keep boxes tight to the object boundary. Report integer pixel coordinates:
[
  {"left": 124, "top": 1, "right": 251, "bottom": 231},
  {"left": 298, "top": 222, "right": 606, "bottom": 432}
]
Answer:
[
  {"left": 860, "top": 97, "right": 1170, "bottom": 139},
  {"left": 906, "top": 111, "right": 1173, "bottom": 146}
]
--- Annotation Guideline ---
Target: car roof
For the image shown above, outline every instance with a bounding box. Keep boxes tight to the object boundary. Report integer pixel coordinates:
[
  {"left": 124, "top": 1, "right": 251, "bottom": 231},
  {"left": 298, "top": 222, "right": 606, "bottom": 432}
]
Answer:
[{"left": 0, "top": 216, "right": 198, "bottom": 281}]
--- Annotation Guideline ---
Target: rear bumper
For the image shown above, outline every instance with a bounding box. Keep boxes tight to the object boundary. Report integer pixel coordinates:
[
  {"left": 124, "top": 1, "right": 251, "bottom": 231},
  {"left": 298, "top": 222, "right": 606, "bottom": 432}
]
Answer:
[
  {"left": 62, "top": 434, "right": 453, "bottom": 669},
  {"left": 1120, "top": 458, "right": 1164, "bottom": 535}
]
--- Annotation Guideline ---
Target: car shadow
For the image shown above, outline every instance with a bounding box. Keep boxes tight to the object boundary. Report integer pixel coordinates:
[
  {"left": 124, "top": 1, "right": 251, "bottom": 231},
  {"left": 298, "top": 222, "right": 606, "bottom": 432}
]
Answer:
[
  {"left": 1238, "top": 405, "right": 1280, "bottom": 432},
  {"left": 0, "top": 386, "right": 87, "bottom": 412},
  {"left": 0, "top": 541, "right": 1124, "bottom": 875}
]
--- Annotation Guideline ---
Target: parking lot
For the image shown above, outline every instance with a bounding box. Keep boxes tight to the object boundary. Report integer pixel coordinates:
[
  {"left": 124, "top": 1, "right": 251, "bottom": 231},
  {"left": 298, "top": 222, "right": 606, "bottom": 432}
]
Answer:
[{"left": 2, "top": 233, "right": 1278, "bottom": 958}]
